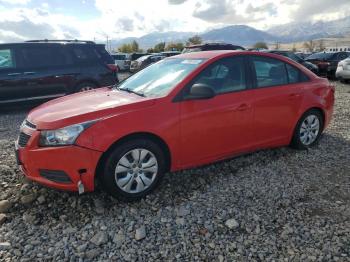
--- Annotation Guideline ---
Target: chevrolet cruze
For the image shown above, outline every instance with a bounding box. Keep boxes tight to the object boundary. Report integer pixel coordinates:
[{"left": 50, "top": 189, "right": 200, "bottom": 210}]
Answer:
[{"left": 16, "top": 51, "right": 334, "bottom": 201}]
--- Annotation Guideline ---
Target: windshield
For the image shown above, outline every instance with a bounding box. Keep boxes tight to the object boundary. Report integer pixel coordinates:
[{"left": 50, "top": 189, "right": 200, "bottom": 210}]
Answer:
[
  {"left": 115, "top": 58, "right": 205, "bottom": 97},
  {"left": 306, "top": 52, "right": 333, "bottom": 60}
]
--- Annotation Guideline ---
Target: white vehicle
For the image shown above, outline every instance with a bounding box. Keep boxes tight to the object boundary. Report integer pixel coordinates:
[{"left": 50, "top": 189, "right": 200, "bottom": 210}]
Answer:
[
  {"left": 111, "top": 53, "right": 131, "bottom": 71},
  {"left": 336, "top": 58, "right": 350, "bottom": 82}
]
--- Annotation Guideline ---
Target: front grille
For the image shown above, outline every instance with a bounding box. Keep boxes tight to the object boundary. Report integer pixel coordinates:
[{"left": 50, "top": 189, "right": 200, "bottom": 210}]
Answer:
[
  {"left": 39, "top": 169, "right": 72, "bottom": 184},
  {"left": 18, "top": 132, "right": 31, "bottom": 147},
  {"left": 25, "top": 120, "right": 36, "bottom": 129}
]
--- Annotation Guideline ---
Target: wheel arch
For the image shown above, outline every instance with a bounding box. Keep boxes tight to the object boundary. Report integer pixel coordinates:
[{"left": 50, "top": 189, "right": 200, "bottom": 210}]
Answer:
[
  {"left": 95, "top": 132, "right": 172, "bottom": 181},
  {"left": 300, "top": 107, "right": 325, "bottom": 130}
]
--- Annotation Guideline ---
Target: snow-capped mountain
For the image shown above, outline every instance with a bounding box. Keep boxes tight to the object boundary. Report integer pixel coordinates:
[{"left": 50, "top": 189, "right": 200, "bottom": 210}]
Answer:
[
  {"left": 267, "top": 16, "right": 350, "bottom": 41},
  {"left": 112, "top": 16, "right": 350, "bottom": 49}
]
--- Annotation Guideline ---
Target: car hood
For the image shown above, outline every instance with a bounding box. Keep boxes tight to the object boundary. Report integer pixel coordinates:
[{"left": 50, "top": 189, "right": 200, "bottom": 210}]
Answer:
[{"left": 27, "top": 87, "right": 155, "bottom": 130}]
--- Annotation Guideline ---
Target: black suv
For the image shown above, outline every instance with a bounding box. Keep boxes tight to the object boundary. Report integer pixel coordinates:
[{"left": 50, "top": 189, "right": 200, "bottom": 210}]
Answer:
[
  {"left": 182, "top": 43, "right": 245, "bottom": 53},
  {"left": 0, "top": 40, "right": 118, "bottom": 104},
  {"left": 264, "top": 50, "right": 319, "bottom": 75}
]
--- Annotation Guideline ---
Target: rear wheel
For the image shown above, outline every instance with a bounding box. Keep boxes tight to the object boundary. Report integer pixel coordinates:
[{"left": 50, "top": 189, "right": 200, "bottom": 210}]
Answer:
[
  {"left": 290, "top": 109, "right": 324, "bottom": 150},
  {"left": 100, "top": 139, "right": 166, "bottom": 201},
  {"left": 76, "top": 82, "right": 97, "bottom": 92}
]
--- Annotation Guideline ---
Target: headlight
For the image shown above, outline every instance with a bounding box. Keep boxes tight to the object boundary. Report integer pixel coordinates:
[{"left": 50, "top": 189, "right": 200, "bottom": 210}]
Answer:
[{"left": 39, "top": 120, "right": 97, "bottom": 146}]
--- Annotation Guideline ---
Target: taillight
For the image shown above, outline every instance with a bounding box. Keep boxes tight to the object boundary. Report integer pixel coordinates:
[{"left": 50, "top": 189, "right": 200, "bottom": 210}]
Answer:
[
  {"left": 107, "top": 64, "right": 118, "bottom": 73},
  {"left": 317, "top": 61, "right": 330, "bottom": 67}
]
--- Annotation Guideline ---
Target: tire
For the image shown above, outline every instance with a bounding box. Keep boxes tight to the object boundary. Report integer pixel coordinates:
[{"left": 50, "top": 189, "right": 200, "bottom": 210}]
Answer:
[
  {"left": 76, "top": 82, "right": 97, "bottom": 92},
  {"left": 290, "top": 109, "right": 324, "bottom": 150},
  {"left": 100, "top": 139, "right": 166, "bottom": 201}
]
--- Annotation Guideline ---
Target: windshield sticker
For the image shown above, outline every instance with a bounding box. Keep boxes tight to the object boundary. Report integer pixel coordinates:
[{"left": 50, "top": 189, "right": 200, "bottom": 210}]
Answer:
[{"left": 181, "top": 59, "right": 202, "bottom": 64}]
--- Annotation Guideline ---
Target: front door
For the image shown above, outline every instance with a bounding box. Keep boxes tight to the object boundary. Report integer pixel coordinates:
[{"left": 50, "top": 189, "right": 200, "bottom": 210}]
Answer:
[{"left": 178, "top": 56, "right": 254, "bottom": 167}]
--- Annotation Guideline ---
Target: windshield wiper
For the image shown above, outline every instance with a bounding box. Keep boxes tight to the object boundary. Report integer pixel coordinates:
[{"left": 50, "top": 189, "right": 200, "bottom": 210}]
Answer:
[{"left": 118, "top": 87, "right": 146, "bottom": 97}]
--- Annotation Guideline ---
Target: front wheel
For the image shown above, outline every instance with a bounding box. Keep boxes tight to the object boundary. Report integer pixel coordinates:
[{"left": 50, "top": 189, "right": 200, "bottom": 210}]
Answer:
[
  {"left": 100, "top": 139, "right": 166, "bottom": 201},
  {"left": 290, "top": 109, "right": 324, "bottom": 150}
]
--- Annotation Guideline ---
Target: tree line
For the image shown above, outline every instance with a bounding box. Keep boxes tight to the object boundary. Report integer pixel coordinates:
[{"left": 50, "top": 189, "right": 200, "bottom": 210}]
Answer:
[
  {"left": 116, "top": 36, "right": 327, "bottom": 54},
  {"left": 117, "top": 35, "right": 203, "bottom": 53}
]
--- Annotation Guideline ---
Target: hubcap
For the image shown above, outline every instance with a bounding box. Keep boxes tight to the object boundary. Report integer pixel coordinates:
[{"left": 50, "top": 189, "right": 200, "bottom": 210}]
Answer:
[
  {"left": 115, "top": 148, "right": 158, "bottom": 194},
  {"left": 299, "top": 114, "right": 320, "bottom": 145}
]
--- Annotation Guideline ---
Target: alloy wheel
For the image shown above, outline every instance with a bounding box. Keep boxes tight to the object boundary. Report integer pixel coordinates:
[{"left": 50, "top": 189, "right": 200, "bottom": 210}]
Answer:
[
  {"left": 114, "top": 148, "right": 158, "bottom": 194},
  {"left": 299, "top": 114, "right": 320, "bottom": 145}
]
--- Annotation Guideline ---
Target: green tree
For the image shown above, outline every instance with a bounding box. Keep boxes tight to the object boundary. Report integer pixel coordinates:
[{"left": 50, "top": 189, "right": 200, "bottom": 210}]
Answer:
[
  {"left": 153, "top": 42, "right": 166, "bottom": 53},
  {"left": 117, "top": 40, "right": 142, "bottom": 53},
  {"left": 303, "top": 40, "right": 316, "bottom": 52},
  {"left": 118, "top": 43, "right": 132, "bottom": 53},
  {"left": 165, "top": 42, "right": 185, "bottom": 51},
  {"left": 253, "top": 42, "right": 268, "bottom": 49},
  {"left": 186, "top": 35, "right": 202, "bottom": 46},
  {"left": 131, "top": 40, "right": 140, "bottom": 52}
]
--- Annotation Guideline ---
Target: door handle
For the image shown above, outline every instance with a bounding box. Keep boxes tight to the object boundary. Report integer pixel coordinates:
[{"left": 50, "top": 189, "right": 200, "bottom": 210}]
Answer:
[
  {"left": 7, "top": 73, "right": 21, "bottom": 76},
  {"left": 24, "top": 72, "right": 36, "bottom": 75},
  {"left": 235, "top": 103, "right": 251, "bottom": 111}
]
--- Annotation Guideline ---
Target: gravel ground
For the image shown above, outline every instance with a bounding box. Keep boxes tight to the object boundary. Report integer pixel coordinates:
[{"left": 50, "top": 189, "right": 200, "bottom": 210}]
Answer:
[{"left": 0, "top": 80, "right": 349, "bottom": 261}]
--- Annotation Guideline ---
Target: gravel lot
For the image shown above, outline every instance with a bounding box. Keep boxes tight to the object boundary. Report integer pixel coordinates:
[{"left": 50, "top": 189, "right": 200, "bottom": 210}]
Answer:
[{"left": 0, "top": 79, "right": 349, "bottom": 261}]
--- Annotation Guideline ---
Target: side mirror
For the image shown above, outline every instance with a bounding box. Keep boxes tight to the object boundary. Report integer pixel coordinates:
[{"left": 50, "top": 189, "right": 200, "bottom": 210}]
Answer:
[{"left": 184, "top": 83, "right": 215, "bottom": 100}]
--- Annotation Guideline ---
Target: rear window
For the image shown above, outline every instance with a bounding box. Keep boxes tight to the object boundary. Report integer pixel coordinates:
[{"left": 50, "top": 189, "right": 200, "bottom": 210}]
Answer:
[
  {"left": 71, "top": 45, "right": 113, "bottom": 64},
  {"left": 95, "top": 45, "right": 114, "bottom": 64},
  {"left": 306, "top": 52, "right": 334, "bottom": 60},
  {"left": 0, "top": 49, "right": 15, "bottom": 69},
  {"left": 112, "top": 54, "right": 127, "bottom": 60}
]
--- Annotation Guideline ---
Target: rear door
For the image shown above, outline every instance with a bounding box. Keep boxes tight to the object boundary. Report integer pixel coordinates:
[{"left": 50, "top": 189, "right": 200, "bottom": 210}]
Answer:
[
  {"left": 16, "top": 44, "right": 75, "bottom": 98},
  {"left": 0, "top": 45, "right": 25, "bottom": 103},
  {"left": 248, "top": 55, "right": 307, "bottom": 147}
]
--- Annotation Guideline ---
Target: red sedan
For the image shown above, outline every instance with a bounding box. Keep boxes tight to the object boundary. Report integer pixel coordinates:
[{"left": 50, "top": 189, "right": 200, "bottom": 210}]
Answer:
[{"left": 16, "top": 51, "right": 334, "bottom": 201}]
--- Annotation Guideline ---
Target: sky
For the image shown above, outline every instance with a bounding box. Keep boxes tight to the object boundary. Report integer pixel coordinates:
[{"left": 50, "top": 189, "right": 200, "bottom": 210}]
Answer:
[{"left": 0, "top": 0, "right": 349, "bottom": 43}]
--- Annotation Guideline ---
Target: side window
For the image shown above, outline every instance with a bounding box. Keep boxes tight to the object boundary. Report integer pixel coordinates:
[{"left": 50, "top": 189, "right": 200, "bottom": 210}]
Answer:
[
  {"left": 72, "top": 46, "right": 99, "bottom": 63},
  {"left": 192, "top": 56, "right": 246, "bottom": 94},
  {"left": 19, "top": 46, "right": 69, "bottom": 68},
  {"left": 286, "top": 64, "right": 310, "bottom": 84},
  {"left": 252, "top": 56, "right": 288, "bottom": 88},
  {"left": 0, "top": 49, "right": 15, "bottom": 69}
]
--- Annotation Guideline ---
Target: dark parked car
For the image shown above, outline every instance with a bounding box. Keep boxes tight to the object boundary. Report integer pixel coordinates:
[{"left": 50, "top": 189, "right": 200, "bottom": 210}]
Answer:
[
  {"left": 305, "top": 52, "right": 350, "bottom": 78},
  {"left": 161, "top": 51, "right": 181, "bottom": 57},
  {"left": 0, "top": 40, "right": 118, "bottom": 104},
  {"left": 182, "top": 43, "right": 245, "bottom": 53},
  {"left": 130, "top": 52, "right": 149, "bottom": 61},
  {"left": 265, "top": 50, "right": 319, "bottom": 75},
  {"left": 130, "top": 54, "right": 165, "bottom": 73}
]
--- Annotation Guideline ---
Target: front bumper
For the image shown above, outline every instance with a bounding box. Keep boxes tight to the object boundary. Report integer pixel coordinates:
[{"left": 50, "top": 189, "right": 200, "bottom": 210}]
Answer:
[{"left": 16, "top": 128, "right": 102, "bottom": 192}]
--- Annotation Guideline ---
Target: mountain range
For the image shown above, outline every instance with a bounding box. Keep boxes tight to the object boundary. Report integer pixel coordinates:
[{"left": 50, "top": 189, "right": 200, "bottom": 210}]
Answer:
[{"left": 111, "top": 16, "right": 350, "bottom": 49}]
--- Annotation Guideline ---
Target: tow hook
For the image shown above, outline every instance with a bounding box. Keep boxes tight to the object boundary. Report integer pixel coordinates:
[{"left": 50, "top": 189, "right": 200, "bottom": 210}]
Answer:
[{"left": 78, "top": 180, "right": 85, "bottom": 195}]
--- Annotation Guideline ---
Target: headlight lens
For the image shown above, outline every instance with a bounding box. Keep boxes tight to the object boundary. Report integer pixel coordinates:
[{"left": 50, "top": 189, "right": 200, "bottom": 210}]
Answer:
[{"left": 39, "top": 121, "right": 97, "bottom": 146}]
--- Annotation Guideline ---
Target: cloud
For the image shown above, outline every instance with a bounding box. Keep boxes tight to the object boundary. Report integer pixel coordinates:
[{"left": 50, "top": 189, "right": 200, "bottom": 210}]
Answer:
[
  {"left": 115, "top": 17, "right": 134, "bottom": 32},
  {"left": 246, "top": 3, "right": 277, "bottom": 16},
  {"left": 0, "top": 0, "right": 30, "bottom": 5},
  {"left": 0, "top": 0, "right": 348, "bottom": 44},
  {"left": 168, "top": 0, "right": 187, "bottom": 5},
  {"left": 192, "top": 0, "right": 261, "bottom": 24},
  {"left": 0, "top": 18, "right": 55, "bottom": 39},
  {"left": 292, "top": 0, "right": 350, "bottom": 20}
]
